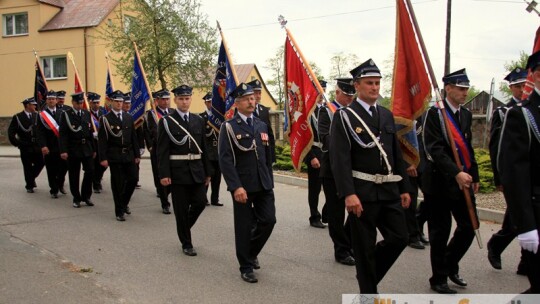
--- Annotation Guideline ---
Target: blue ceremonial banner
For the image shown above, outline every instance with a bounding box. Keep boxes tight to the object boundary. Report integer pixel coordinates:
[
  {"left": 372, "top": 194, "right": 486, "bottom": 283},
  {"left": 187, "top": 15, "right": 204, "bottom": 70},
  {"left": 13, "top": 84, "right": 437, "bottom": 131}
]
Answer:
[
  {"left": 210, "top": 41, "right": 237, "bottom": 129},
  {"left": 130, "top": 51, "right": 150, "bottom": 125}
]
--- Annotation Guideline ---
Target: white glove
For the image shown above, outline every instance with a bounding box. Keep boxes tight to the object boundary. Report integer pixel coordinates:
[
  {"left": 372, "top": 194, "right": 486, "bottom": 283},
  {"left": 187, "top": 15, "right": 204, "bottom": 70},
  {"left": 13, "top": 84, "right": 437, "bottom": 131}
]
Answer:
[
  {"left": 93, "top": 132, "right": 98, "bottom": 139},
  {"left": 139, "top": 149, "right": 145, "bottom": 156},
  {"left": 518, "top": 229, "right": 539, "bottom": 254}
]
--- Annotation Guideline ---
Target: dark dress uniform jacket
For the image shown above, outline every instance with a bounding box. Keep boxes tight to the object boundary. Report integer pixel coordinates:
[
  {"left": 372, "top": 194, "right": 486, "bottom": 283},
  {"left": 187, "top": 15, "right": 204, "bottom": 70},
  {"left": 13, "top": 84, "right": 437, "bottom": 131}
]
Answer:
[
  {"left": 499, "top": 91, "right": 540, "bottom": 234},
  {"left": 59, "top": 109, "right": 94, "bottom": 158},
  {"left": 255, "top": 103, "right": 276, "bottom": 162},
  {"left": 143, "top": 108, "right": 170, "bottom": 149},
  {"left": 319, "top": 104, "right": 337, "bottom": 178},
  {"left": 489, "top": 98, "right": 518, "bottom": 187},
  {"left": 218, "top": 113, "right": 274, "bottom": 193},
  {"left": 304, "top": 105, "right": 323, "bottom": 164},
  {"left": 157, "top": 111, "right": 209, "bottom": 185},
  {"left": 329, "top": 101, "right": 411, "bottom": 201},
  {"left": 199, "top": 111, "right": 219, "bottom": 161},
  {"left": 37, "top": 108, "right": 64, "bottom": 153},
  {"left": 98, "top": 111, "right": 141, "bottom": 163},
  {"left": 422, "top": 102, "right": 479, "bottom": 199},
  {"left": 8, "top": 111, "right": 41, "bottom": 153}
]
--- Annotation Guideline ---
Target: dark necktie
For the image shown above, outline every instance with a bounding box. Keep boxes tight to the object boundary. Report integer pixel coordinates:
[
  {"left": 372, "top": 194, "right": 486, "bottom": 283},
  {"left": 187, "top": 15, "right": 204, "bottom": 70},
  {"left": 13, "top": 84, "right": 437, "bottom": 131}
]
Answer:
[
  {"left": 247, "top": 117, "right": 254, "bottom": 132},
  {"left": 369, "top": 105, "right": 379, "bottom": 125},
  {"left": 117, "top": 113, "right": 122, "bottom": 121},
  {"left": 164, "top": 109, "right": 168, "bottom": 115},
  {"left": 183, "top": 114, "right": 189, "bottom": 123},
  {"left": 28, "top": 113, "right": 31, "bottom": 120},
  {"left": 78, "top": 111, "right": 82, "bottom": 117},
  {"left": 52, "top": 110, "right": 56, "bottom": 116},
  {"left": 455, "top": 110, "right": 460, "bottom": 125}
]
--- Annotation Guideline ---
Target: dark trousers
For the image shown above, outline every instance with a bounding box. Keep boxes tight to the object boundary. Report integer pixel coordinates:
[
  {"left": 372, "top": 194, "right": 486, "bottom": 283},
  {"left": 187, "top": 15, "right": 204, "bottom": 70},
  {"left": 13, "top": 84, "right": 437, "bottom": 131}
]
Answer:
[
  {"left": 488, "top": 207, "right": 526, "bottom": 269},
  {"left": 205, "top": 160, "right": 221, "bottom": 204},
  {"left": 150, "top": 150, "right": 170, "bottom": 208},
  {"left": 405, "top": 176, "right": 422, "bottom": 242},
  {"left": 307, "top": 165, "right": 322, "bottom": 222},
  {"left": 44, "top": 152, "right": 67, "bottom": 194},
  {"left": 109, "top": 162, "right": 138, "bottom": 217},
  {"left": 350, "top": 199, "right": 408, "bottom": 294},
  {"left": 522, "top": 248, "right": 540, "bottom": 293},
  {"left": 426, "top": 193, "right": 476, "bottom": 285},
  {"left": 93, "top": 156, "right": 107, "bottom": 190},
  {"left": 232, "top": 189, "right": 276, "bottom": 274},
  {"left": 322, "top": 177, "right": 352, "bottom": 260},
  {"left": 19, "top": 150, "right": 44, "bottom": 190},
  {"left": 170, "top": 183, "right": 207, "bottom": 249},
  {"left": 68, "top": 155, "right": 94, "bottom": 202}
]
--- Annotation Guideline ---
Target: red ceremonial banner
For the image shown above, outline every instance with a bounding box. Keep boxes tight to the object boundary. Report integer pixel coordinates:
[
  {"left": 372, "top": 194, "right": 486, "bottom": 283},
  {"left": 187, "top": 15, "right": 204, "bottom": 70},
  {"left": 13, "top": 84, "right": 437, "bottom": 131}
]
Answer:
[
  {"left": 74, "top": 72, "right": 87, "bottom": 110},
  {"left": 284, "top": 36, "right": 318, "bottom": 172},
  {"left": 522, "top": 26, "right": 540, "bottom": 100},
  {"left": 390, "top": 0, "right": 431, "bottom": 166}
]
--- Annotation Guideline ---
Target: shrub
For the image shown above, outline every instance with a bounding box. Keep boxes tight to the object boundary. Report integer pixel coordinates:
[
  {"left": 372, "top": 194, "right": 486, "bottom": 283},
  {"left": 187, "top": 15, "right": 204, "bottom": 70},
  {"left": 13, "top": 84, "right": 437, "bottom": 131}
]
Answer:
[{"left": 474, "top": 148, "right": 495, "bottom": 193}]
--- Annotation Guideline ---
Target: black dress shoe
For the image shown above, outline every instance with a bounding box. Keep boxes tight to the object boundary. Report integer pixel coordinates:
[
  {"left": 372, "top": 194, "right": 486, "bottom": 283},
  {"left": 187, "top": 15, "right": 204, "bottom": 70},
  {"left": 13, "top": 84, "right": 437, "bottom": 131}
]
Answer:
[
  {"left": 252, "top": 258, "right": 260, "bottom": 269},
  {"left": 93, "top": 188, "right": 101, "bottom": 194},
  {"left": 449, "top": 273, "right": 467, "bottom": 286},
  {"left": 135, "top": 184, "right": 141, "bottom": 189},
  {"left": 156, "top": 193, "right": 160, "bottom": 198},
  {"left": 310, "top": 220, "right": 326, "bottom": 229},
  {"left": 431, "top": 283, "right": 457, "bottom": 294},
  {"left": 182, "top": 248, "right": 197, "bottom": 256},
  {"left": 487, "top": 243, "right": 502, "bottom": 269},
  {"left": 241, "top": 272, "right": 258, "bottom": 283},
  {"left": 73, "top": 201, "right": 81, "bottom": 208},
  {"left": 26, "top": 188, "right": 34, "bottom": 193},
  {"left": 162, "top": 207, "right": 171, "bottom": 214},
  {"left": 336, "top": 256, "right": 356, "bottom": 266},
  {"left": 116, "top": 215, "right": 125, "bottom": 222},
  {"left": 408, "top": 240, "right": 425, "bottom": 250},
  {"left": 51, "top": 193, "right": 59, "bottom": 199},
  {"left": 419, "top": 234, "right": 430, "bottom": 245},
  {"left": 211, "top": 202, "right": 224, "bottom": 206},
  {"left": 59, "top": 187, "right": 67, "bottom": 195},
  {"left": 125, "top": 207, "right": 131, "bottom": 215},
  {"left": 517, "top": 265, "right": 527, "bottom": 276},
  {"left": 84, "top": 200, "right": 94, "bottom": 207}
]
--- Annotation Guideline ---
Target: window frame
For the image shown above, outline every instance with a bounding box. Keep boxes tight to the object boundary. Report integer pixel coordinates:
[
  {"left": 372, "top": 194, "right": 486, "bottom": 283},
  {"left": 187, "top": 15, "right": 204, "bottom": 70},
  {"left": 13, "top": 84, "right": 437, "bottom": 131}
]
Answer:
[
  {"left": 2, "top": 12, "right": 29, "bottom": 37},
  {"left": 41, "top": 55, "right": 68, "bottom": 80}
]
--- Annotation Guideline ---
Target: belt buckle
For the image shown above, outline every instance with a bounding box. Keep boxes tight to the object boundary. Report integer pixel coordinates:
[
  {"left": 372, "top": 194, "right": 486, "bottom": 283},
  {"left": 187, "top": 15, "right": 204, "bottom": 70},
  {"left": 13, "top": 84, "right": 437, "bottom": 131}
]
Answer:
[
  {"left": 121, "top": 147, "right": 128, "bottom": 153},
  {"left": 374, "top": 174, "right": 385, "bottom": 184},
  {"left": 213, "top": 141, "right": 218, "bottom": 147},
  {"left": 81, "top": 139, "right": 86, "bottom": 144}
]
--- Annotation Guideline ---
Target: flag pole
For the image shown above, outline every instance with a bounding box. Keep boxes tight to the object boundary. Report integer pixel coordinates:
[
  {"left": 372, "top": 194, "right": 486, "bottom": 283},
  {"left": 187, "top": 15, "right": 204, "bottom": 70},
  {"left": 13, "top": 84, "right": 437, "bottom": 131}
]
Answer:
[
  {"left": 404, "top": 0, "right": 482, "bottom": 248},
  {"left": 67, "top": 52, "right": 97, "bottom": 133},
  {"left": 33, "top": 49, "right": 49, "bottom": 111},
  {"left": 132, "top": 42, "right": 156, "bottom": 114},
  {"left": 278, "top": 16, "right": 328, "bottom": 104},
  {"left": 216, "top": 21, "right": 239, "bottom": 85}
]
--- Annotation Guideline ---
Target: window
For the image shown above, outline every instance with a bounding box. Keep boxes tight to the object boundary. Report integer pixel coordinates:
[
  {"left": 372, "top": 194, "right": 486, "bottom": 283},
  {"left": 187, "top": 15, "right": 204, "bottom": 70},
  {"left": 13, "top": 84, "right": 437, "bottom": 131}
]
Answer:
[
  {"left": 3, "top": 13, "right": 28, "bottom": 36},
  {"left": 123, "top": 15, "right": 135, "bottom": 34},
  {"left": 41, "top": 56, "right": 67, "bottom": 80}
]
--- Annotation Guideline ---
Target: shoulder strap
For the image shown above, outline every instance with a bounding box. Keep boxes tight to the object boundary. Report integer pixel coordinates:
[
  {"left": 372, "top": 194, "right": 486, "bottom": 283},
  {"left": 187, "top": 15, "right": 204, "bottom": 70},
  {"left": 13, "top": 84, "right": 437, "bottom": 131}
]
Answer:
[{"left": 165, "top": 115, "right": 202, "bottom": 153}]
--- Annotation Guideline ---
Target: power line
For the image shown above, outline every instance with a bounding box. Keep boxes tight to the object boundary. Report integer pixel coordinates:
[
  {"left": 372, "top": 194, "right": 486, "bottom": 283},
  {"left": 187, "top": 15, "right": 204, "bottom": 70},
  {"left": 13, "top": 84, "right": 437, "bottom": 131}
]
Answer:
[{"left": 224, "top": 0, "right": 439, "bottom": 31}]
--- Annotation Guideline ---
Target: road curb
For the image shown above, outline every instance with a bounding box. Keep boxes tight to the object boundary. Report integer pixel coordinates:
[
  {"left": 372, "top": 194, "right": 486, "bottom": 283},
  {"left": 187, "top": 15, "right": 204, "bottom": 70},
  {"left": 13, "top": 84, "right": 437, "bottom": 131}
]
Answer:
[{"left": 274, "top": 173, "right": 505, "bottom": 224}]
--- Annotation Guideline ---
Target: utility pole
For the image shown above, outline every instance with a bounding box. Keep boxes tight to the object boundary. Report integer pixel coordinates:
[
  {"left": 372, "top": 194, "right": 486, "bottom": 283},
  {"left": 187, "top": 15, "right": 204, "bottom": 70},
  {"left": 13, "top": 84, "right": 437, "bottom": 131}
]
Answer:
[
  {"left": 524, "top": 0, "right": 540, "bottom": 16},
  {"left": 444, "top": 0, "right": 452, "bottom": 76}
]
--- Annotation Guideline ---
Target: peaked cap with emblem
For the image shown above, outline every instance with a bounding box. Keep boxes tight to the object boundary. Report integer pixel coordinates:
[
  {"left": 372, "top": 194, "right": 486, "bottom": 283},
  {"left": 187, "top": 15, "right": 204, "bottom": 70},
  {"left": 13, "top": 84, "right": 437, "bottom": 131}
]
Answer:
[
  {"left": 350, "top": 59, "right": 382, "bottom": 79},
  {"left": 202, "top": 92, "right": 212, "bottom": 101},
  {"left": 155, "top": 89, "right": 171, "bottom": 99},
  {"left": 108, "top": 90, "right": 125, "bottom": 101},
  {"left": 246, "top": 79, "right": 262, "bottom": 91},
  {"left": 442, "top": 68, "right": 470, "bottom": 88},
  {"left": 230, "top": 83, "right": 254, "bottom": 100},
  {"left": 46, "top": 90, "right": 57, "bottom": 98},
  {"left": 87, "top": 92, "right": 101, "bottom": 102},
  {"left": 318, "top": 79, "right": 327, "bottom": 88},
  {"left": 335, "top": 78, "right": 355, "bottom": 96},
  {"left": 56, "top": 90, "right": 66, "bottom": 99},
  {"left": 526, "top": 50, "right": 540, "bottom": 71},
  {"left": 504, "top": 67, "right": 528, "bottom": 86},
  {"left": 123, "top": 92, "right": 132, "bottom": 103},
  {"left": 71, "top": 92, "right": 85, "bottom": 103},
  {"left": 171, "top": 85, "right": 193, "bottom": 96},
  {"left": 22, "top": 97, "right": 37, "bottom": 105}
]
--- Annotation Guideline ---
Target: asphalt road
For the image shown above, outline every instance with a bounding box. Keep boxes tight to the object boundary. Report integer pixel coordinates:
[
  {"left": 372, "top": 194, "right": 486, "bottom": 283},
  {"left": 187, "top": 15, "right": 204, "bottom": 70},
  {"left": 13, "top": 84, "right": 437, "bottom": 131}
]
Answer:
[{"left": 0, "top": 157, "right": 529, "bottom": 304}]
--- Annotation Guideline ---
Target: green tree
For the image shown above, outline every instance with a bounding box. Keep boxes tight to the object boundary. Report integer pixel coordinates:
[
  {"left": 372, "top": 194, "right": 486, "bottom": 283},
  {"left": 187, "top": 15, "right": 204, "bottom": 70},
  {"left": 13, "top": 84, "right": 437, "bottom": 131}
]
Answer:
[
  {"left": 498, "top": 51, "right": 529, "bottom": 98},
  {"left": 466, "top": 85, "right": 481, "bottom": 102},
  {"left": 97, "top": 0, "right": 217, "bottom": 90},
  {"left": 264, "top": 46, "right": 285, "bottom": 109},
  {"left": 326, "top": 52, "right": 360, "bottom": 100}
]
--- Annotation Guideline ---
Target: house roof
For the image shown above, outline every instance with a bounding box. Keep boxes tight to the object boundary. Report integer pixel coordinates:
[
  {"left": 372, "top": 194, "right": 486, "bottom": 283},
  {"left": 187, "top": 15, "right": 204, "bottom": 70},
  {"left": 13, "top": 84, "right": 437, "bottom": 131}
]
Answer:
[
  {"left": 234, "top": 63, "right": 277, "bottom": 105},
  {"left": 39, "top": 0, "right": 119, "bottom": 31}
]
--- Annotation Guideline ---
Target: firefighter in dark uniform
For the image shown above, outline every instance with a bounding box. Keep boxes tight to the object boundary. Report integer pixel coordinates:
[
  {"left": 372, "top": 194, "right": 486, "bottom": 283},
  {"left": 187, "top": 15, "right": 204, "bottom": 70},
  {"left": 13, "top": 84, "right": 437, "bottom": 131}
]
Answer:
[
  {"left": 8, "top": 97, "right": 44, "bottom": 193},
  {"left": 199, "top": 92, "right": 223, "bottom": 206},
  {"left": 122, "top": 93, "right": 145, "bottom": 190},
  {"left": 38, "top": 90, "right": 68, "bottom": 198},
  {"left": 157, "top": 85, "right": 210, "bottom": 256},
  {"left": 329, "top": 60, "right": 411, "bottom": 294},
  {"left": 55, "top": 90, "right": 71, "bottom": 111},
  {"left": 499, "top": 51, "right": 540, "bottom": 293},
  {"left": 422, "top": 69, "right": 479, "bottom": 294},
  {"left": 304, "top": 80, "right": 326, "bottom": 228},
  {"left": 318, "top": 78, "right": 355, "bottom": 265},
  {"left": 247, "top": 79, "right": 276, "bottom": 163},
  {"left": 219, "top": 83, "right": 276, "bottom": 284},
  {"left": 98, "top": 90, "right": 141, "bottom": 221},
  {"left": 144, "top": 89, "right": 172, "bottom": 214},
  {"left": 59, "top": 92, "right": 95, "bottom": 208},
  {"left": 88, "top": 92, "right": 107, "bottom": 193},
  {"left": 487, "top": 67, "right": 527, "bottom": 274}
]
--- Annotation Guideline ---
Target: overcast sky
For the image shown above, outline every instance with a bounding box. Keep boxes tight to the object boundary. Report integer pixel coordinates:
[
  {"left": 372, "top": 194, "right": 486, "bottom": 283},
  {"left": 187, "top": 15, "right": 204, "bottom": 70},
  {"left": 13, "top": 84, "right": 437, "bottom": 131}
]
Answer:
[{"left": 198, "top": 0, "right": 539, "bottom": 95}]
